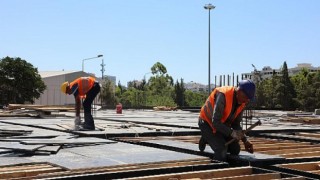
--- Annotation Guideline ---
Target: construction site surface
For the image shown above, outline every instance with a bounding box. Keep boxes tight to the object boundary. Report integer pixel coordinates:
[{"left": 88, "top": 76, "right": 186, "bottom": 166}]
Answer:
[{"left": 1, "top": 106, "right": 320, "bottom": 179}]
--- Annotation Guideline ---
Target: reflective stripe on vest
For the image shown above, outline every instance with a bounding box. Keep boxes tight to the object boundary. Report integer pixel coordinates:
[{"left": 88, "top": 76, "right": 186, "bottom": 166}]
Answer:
[
  {"left": 199, "top": 86, "right": 246, "bottom": 133},
  {"left": 70, "top": 77, "right": 95, "bottom": 97}
]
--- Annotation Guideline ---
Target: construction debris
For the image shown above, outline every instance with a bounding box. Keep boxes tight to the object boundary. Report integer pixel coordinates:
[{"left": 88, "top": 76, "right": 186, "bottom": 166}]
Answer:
[{"left": 153, "top": 106, "right": 177, "bottom": 111}]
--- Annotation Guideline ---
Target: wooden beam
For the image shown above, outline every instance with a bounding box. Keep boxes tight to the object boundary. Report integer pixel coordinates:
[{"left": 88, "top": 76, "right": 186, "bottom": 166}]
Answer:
[
  {"left": 280, "top": 162, "right": 320, "bottom": 171},
  {"left": 297, "top": 132, "right": 320, "bottom": 138},
  {"left": 252, "top": 144, "right": 315, "bottom": 151},
  {"left": 36, "top": 158, "right": 213, "bottom": 179},
  {"left": 125, "top": 167, "right": 253, "bottom": 180},
  {"left": 259, "top": 147, "right": 320, "bottom": 155},
  {"left": 281, "top": 151, "right": 320, "bottom": 158},
  {"left": 213, "top": 173, "right": 281, "bottom": 180},
  {"left": 0, "top": 163, "right": 63, "bottom": 179}
]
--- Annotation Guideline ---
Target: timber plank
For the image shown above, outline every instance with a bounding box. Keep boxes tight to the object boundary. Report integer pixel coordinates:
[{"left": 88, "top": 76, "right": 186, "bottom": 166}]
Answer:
[
  {"left": 297, "top": 132, "right": 320, "bottom": 138},
  {"left": 0, "top": 164, "right": 52, "bottom": 172},
  {"left": 280, "top": 162, "right": 320, "bottom": 171},
  {"left": 35, "top": 158, "right": 214, "bottom": 179},
  {"left": 259, "top": 147, "right": 320, "bottom": 155},
  {"left": 281, "top": 151, "right": 320, "bottom": 158},
  {"left": 20, "top": 137, "right": 115, "bottom": 145},
  {"left": 280, "top": 177, "right": 306, "bottom": 180},
  {"left": 213, "top": 173, "right": 281, "bottom": 180},
  {"left": 126, "top": 167, "right": 253, "bottom": 180},
  {"left": 252, "top": 144, "right": 315, "bottom": 151},
  {"left": 249, "top": 142, "right": 311, "bottom": 147},
  {"left": 0, "top": 164, "right": 63, "bottom": 179},
  {"left": 308, "top": 170, "right": 320, "bottom": 174}
]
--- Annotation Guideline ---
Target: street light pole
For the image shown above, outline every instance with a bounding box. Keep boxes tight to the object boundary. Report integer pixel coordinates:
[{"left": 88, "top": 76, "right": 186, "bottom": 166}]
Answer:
[
  {"left": 204, "top": 3, "right": 215, "bottom": 94},
  {"left": 101, "top": 58, "right": 105, "bottom": 79},
  {"left": 82, "top": 54, "right": 103, "bottom": 72}
]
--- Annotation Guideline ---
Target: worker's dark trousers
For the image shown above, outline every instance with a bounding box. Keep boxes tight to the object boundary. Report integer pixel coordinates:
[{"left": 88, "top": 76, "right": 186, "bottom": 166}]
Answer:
[
  {"left": 198, "top": 119, "right": 240, "bottom": 161},
  {"left": 83, "top": 82, "right": 101, "bottom": 129}
]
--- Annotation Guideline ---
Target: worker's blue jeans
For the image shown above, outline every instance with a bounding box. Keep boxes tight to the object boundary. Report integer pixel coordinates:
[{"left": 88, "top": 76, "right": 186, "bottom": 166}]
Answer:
[
  {"left": 83, "top": 82, "right": 100, "bottom": 130},
  {"left": 198, "top": 118, "right": 240, "bottom": 161}
]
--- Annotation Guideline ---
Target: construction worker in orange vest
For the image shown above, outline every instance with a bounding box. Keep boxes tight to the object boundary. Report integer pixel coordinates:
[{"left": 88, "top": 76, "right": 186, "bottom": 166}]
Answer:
[
  {"left": 61, "top": 77, "right": 101, "bottom": 130},
  {"left": 198, "top": 79, "right": 255, "bottom": 161}
]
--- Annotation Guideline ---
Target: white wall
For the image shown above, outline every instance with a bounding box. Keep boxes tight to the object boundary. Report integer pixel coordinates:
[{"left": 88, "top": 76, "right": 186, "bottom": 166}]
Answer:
[{"left": 35, "top": 71, "right": 100, "bottom": 105}]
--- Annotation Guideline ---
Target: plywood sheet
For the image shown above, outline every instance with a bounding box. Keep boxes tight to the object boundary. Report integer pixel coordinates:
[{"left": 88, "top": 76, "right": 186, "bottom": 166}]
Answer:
[{"left": 20, "top": 137, "right": 116, "bottom": 145}]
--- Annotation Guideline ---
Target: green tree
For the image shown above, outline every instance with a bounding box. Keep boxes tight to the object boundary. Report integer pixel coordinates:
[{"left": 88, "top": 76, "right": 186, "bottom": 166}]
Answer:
[
  {"left": 185, "top": 90, "right": 207, "bottom": 107},
  {"left": 174, "top": 78, "right": 186, "bottom": 106},
  {"left": 120, "top": 88, "right": 145, "bottom": 108},
  {"left": 147, "top": 62, "right": 175, "bottom": 106},
  {"left": 291, "top": 70, "right": 320, "bottom": 111},
  {"left": 275, "top": 61, "right": 296, "bottom": 110},
  {"left": 99, "top": 78, "right": 116, "bottom": 107},
  {"left": 291, "top": 68, "right": 309, "bottom": 110},
  {"left": 0, "top": 56, "right": 46, "bottom": 104}
]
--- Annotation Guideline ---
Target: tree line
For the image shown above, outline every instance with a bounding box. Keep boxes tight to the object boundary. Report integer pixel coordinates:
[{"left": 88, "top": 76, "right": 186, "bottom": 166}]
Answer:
[
  {"left": 101, "top": 61, "right": 320, "bottom": 112},
  {"left": 255, "top": 61, "right": 320, "bottom": 111},
  {"left": 1, "top": 57, "right": 319, "bottom": 112},
  {"left": 99, "top": 62, "right": 208, "bottom": 108}
]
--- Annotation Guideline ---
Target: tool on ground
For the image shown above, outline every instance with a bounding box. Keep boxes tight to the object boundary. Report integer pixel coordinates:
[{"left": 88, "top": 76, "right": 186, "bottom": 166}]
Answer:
[{"left": 225, "top": 119, "right": 261, "bottom": 146}]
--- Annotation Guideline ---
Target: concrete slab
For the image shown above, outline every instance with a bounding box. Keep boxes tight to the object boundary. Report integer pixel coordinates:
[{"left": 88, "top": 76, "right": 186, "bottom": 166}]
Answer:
[{"left": 26, "top": 142, "right": 204, "bottom": 170}]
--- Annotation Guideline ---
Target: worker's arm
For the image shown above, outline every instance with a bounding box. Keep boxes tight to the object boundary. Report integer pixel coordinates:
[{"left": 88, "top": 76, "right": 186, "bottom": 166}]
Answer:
[
  {"left": 75, "top": 96, "right": 81, "bottom": 117},
  {"left": 231, "top": 111, "right": 247, "bottom": 142},
  {"left": 212, "top": 92, "right": 233, "bottom": 137}
]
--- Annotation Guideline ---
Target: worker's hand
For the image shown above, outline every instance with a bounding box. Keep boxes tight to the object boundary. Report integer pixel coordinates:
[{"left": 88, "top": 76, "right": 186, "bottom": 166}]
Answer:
[
  {"left": 244, "top": 140, "right": 254, "bottom": 153},
  {"left": 74, "top": 116, "right": 81, "bottom": 126},
  {"left": 231, "top": 130, "right": 244, "bottom": 141}
]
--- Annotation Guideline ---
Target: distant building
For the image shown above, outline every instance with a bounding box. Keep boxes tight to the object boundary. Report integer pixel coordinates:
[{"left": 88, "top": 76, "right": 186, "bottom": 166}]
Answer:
[
  {"left": 127, "top": 80, "right": 143, "bottom": 88},
  {"left": 102, "top": 75, "right": 116, "bottom": 85},
  {"left": 35, "top": 71, "right": 116, "bottom": 105},
  {"left": 184, "top": 81, "right": 216, "bottom": 93},
  {"left": 242, "top": 63, "right": 320, "bottom": 81}
]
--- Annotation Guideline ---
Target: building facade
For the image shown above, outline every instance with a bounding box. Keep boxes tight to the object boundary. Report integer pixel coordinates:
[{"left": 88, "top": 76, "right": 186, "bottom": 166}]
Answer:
[
  {"left": 35, "top": 71, "right": 104, "bottom": 105},
  {"left": 242, "top": 63, "right": 320, "bottom": 81}
]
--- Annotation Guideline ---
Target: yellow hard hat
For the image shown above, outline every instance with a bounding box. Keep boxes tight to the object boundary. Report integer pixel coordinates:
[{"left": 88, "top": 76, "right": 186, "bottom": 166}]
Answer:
[{"left": 60, "top": 81, "right": 69, "bottom": 94}]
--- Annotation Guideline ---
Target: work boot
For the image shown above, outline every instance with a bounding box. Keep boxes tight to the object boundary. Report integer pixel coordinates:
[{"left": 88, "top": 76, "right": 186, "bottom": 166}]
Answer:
[
  {"left": 199, "top": 136, "right": 206, "bottom": 152},
  {"left": 78, "top": 124, "right": 95, "bottom": 131}
]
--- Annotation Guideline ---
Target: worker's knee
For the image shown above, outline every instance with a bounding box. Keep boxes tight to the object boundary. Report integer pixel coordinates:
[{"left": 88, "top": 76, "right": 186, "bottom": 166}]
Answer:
[
  {"left": 214, "top": 148, "right": 227, "bottom": 161},
  {"left": 228, "top": 143, "right": 241, "bottom": 155}
]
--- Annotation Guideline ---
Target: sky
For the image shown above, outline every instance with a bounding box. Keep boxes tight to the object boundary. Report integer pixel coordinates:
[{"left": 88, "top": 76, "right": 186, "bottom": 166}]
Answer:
[{"left": 1, "top": 0, "right": 320, "bottom": 86}]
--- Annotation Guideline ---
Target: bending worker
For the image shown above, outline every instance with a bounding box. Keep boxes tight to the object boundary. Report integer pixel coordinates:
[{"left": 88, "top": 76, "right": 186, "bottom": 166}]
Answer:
[
  {"left": 61, "top": 77, "right": 101, "bottom": 130},
  {"left": 198, "top": 79, "right": 255, "bottom": 161}
]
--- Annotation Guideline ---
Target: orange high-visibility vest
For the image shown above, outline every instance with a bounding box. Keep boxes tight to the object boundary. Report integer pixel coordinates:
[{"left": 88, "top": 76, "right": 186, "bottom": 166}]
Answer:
[
  {"left": 70, "top": 77, "right": 95, "bottom": 98},
  {"left": 199, "top": 86, "right": 245, "bottom": 133}
]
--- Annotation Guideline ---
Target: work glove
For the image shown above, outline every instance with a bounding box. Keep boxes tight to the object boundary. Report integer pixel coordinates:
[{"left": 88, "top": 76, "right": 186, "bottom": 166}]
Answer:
[
  {"left": 244, "top": 140, "right": 254, "bottom": 153},
  {"left": 74, "top": 116, "right": 81, "bottom": 130},
  {"left": 231, "top": 130, "right": 244, "bottom": 141}
]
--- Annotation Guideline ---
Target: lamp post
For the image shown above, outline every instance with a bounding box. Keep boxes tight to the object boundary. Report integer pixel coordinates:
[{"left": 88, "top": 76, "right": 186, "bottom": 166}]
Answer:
[
  {"left": 82, "top": 54, "right": 103, "bottom": 72},
  {"left": 101, "top": 58, "right": 105, "bottom": 79},
  {"left": 204, "top": 3, "right": 215, "bottom": 94}
]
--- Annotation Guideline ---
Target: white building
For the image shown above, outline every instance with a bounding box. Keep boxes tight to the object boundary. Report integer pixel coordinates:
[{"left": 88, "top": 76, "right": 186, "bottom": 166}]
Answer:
[
  {"left": 242, "top": 63, "right": 320, "bottom": 81},
  {"left": 184, "top": 81, "right": 217, "bottom": 93},
  {"left": 35, "top": 71, "right": 101, "bottom": 105}
]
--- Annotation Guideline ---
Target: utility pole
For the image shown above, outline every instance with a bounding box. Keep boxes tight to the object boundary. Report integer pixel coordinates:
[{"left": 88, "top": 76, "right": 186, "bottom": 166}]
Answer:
[{"left": 204, "top": 3, "right": 215, "bottom": 94}]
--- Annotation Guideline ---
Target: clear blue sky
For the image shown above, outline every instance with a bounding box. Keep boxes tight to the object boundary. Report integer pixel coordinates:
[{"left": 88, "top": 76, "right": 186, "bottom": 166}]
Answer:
[{"left": 1, "top": 0, "right": 320, "bottom": 86}]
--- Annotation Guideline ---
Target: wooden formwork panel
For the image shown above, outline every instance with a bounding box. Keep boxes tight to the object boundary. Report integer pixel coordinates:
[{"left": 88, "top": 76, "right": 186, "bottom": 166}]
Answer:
[
  {"left": 240, "top": 138, "right": 320, "bottom": 159},
  {"left": 274, "top": 161, "right": 320, "bottom": 179},
  {"left": 0, "top": 163, "right": 64, "bottom": 179},
  {"left": 117, "top": 136, "right": 320, "bottom": 160},
  {"left": 125, "top": 166, "right": 305, "bottom": 180},
  {"left": 33, "top": 158, "right": 225, "bottom": 179},
  {"left": 296, "top": 132, "right": 320, "bottom": 139}
]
